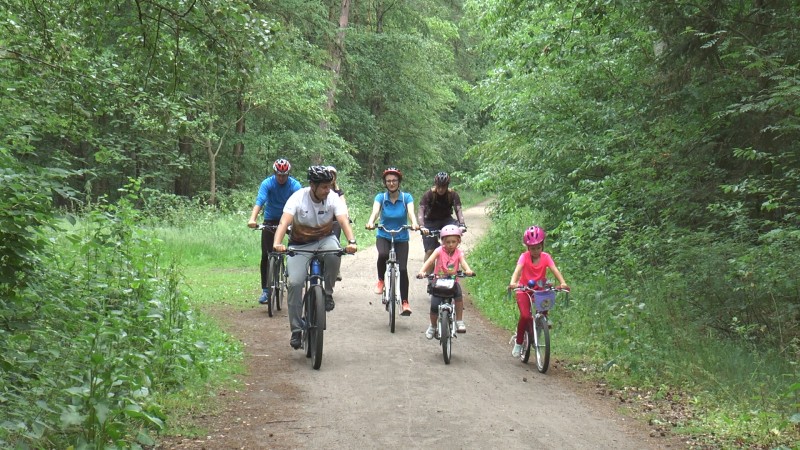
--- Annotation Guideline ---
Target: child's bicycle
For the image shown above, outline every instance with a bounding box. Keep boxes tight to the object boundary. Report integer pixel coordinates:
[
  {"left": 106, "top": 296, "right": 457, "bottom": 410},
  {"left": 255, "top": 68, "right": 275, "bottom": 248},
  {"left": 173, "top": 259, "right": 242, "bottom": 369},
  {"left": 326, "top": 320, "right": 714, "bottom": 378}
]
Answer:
[
  {"left": 510, "top": 283, "right": 570, "bottom": 373},
  {"left": 419, "top": 271, "right": 475, "bottom": 364},
  {"left": 377, "top": 224, "right": 411, "bottom": 333}
]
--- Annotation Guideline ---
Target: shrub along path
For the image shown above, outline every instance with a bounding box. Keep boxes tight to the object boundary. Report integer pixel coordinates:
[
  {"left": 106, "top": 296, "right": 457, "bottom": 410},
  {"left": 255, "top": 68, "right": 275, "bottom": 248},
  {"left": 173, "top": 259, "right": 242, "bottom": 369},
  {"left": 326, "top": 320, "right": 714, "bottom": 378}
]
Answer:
[{"left": 156, "top": 200, "right": 687, "bottom": 449}]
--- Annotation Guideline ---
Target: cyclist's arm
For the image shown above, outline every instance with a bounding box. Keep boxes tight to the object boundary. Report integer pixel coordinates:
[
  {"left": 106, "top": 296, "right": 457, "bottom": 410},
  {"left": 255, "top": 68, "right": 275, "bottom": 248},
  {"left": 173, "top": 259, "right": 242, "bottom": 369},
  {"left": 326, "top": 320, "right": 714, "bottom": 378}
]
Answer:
[
  {"left": 509, "top": 263, "right": 523, "bottom": 290},
  {"left": 548, "top": 264, "right": 568, "bottom": 289},
  {"left": 406, "top": 201, "right": 420, "bottom": 230},
  {"left": 418, "top": 247, "right": 440, "bottom": 277},
  {"left": 459, "top": 254, "right": 474, "bottom": 276},
  {"left": 248, "top": 205, "right": 262, "bottom": 228},
  {"left": 454, "top": 205, "right": 466, "bottom": 227},
  {"left": 365, "top": 199, "right": 381, "bottom": 229},
  {"left": 272, "top": 212, "right": 294, "bottom": 252},
  {"left": 336, "top": 214, "right": 358, "bottom": 254}
]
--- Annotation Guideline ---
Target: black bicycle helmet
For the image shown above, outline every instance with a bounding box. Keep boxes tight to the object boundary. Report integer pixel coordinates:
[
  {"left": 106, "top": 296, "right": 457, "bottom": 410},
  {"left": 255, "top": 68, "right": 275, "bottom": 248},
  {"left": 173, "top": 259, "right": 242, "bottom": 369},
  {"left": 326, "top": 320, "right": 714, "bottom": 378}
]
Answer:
[
  {"left": 434, "top": 171, "right": 450, "bottom": 186},
  {"left": 307, "top": 165, "right": 334, "bottom": 183}
]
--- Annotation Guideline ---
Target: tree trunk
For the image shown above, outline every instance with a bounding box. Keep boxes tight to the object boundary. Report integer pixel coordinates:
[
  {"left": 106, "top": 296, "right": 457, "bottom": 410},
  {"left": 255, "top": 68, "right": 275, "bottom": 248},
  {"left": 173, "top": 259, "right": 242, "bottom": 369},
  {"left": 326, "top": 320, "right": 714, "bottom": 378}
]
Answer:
[
  {"left": 317, "top": 0, "right": 351, "bottom": 162},
  {"left": 231, "top": 96, "right": 246, "bottom": 188},
  {"left": 206, "top": 137, "right": 217, "bottom": 206}
]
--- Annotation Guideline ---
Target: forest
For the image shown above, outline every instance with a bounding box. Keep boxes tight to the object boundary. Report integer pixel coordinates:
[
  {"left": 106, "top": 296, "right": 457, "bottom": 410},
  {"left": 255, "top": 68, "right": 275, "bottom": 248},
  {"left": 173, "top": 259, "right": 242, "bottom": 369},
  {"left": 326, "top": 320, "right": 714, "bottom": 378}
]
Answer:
[{"left": 1, "top": 0, "right": 798, "bottom": 448}]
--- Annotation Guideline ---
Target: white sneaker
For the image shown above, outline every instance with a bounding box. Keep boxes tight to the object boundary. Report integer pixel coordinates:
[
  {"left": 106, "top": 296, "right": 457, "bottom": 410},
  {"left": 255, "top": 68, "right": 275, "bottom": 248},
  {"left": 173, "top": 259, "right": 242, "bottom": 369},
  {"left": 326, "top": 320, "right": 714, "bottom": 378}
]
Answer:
[
  {"left": 456, "top": 320, "right": 466, "bottom": 333},
  {"left": 512, "top": 343, "right": 523, "bottom": 357},
  {"left": 425, "top": 325, "right": 435, "bottom": 340}
]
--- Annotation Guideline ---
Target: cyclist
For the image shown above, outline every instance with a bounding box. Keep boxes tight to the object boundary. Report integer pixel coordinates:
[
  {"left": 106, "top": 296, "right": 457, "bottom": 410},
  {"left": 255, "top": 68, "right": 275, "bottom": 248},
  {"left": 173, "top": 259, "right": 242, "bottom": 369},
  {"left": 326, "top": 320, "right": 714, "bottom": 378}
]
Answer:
[
  {"left": 416, "top": 224, "right": 474, "bottom": 337},
  {"left": 272, "top": 166, "right": 358, "bottom": 349},
  {"left": 507, "top": 226, "right": 569, "bottom": 357},
  {"left": 327, "top": 165, "right": 349, "bottom": 281},
  {"left": 365, "top": 167, "right": 420, "bottom": 316},
  {"left": 247, "top": 158, "right": 302, "bottom": 304},
  {"left": 418, "top": 172, "right": 467, "bottom": 264}
]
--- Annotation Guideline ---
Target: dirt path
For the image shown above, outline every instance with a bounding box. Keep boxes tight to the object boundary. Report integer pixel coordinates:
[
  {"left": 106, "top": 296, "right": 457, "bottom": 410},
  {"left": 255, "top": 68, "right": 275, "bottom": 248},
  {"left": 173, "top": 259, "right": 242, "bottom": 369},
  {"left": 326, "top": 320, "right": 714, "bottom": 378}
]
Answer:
[{"left": 158, "top": 200, "right": 684, "bottom": 449}]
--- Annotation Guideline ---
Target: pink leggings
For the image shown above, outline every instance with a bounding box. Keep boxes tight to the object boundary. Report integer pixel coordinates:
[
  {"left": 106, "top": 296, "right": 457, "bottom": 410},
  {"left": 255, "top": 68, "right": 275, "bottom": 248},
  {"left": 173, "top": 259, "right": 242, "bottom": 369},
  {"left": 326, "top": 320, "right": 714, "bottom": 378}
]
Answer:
[{"left": 515, "top": 292, "right": 548, "bottom": 344}]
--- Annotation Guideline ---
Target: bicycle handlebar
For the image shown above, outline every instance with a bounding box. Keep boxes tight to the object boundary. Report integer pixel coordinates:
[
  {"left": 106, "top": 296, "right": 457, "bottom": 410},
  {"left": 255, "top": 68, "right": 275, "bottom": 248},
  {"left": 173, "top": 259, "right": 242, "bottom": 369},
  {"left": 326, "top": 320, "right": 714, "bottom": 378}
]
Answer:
[
  {"left": 416, "top": 271, "right": 476, "bottom": 280},
  {"left": 375, "top": 224, "right": 412, "bottom": 234},
  {"left": 511, "top": 285, "right": 570, "bottom": 293},
  {"left": 275, "top": 247, "right": 351, "bottom": 257}
]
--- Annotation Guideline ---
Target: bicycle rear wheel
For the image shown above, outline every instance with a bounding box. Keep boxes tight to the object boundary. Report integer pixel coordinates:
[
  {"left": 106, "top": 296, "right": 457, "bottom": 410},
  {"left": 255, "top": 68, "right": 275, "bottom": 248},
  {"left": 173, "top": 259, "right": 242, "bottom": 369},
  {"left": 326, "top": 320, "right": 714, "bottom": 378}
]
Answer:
[
  {"left": 533, "top": 315, "right": 550, "bottom": 373},
  {"left": 388, "top": 265, "right": 397, "bottom": 333},
  {"left": 440, "top": 310, "right": 452, "bottom": 364},
  {"left": 521, "top": 322, "right": 532, "bottom": 363},
  {"left": 309, "top": 284, "right": 326, "bottom": 370}
]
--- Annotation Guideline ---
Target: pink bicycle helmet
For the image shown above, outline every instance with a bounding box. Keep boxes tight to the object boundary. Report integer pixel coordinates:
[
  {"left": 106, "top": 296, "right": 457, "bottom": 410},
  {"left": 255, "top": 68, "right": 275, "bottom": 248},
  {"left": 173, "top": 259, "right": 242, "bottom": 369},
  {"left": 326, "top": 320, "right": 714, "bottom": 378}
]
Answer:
[
  {"left": 523, "top": 226, "right": 546, "bottom": 245},
  {"left": 440, "top": 224, "right": 462, "bottom": 238},
  {"left": 273, "top": 158, "right": 291, "bottom": 174}
]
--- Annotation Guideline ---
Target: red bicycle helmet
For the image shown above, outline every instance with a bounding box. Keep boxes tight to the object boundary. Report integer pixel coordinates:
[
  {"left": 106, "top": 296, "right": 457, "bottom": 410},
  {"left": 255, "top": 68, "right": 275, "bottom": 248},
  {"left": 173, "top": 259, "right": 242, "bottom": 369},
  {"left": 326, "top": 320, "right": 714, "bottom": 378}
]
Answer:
[
  {"left": 273, "top": 158, "right": 291, "bottom": 174},
  {"left": 523, "top": 226, "right": 546, "bottom": 246},
  {"left": 382, "top": 167, "right": 403, "bottom": 182}
]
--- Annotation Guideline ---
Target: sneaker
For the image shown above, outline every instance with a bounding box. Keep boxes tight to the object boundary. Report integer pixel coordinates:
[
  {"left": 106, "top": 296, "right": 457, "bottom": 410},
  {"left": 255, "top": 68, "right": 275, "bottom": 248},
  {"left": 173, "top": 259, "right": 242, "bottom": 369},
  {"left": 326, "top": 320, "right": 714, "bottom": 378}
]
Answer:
[
  {"left": 374, "top": 280, "right": 384, "bottom": 294},
  {"left": 456, "top": 320, "right": 466, "bottom": 333},
  {"left": 425, "top": 325, "right": 436, "bottom": 340},
  {"left": 336, "top": 272, "right": 343, "bottom": 281},
  {"left": 258, "top": 289, "right": 270, "bottom": 304},
  {"left": 325, "top": 294, "right": 335, "bottom": 312},
  {"left": 400, "top": 300, "right": 412, "bottom": 316},
  {"left": 512, "top": 343, "right": 523, "bottom": 357},
  {"left": 290, "top": 331, "right": 302, "bottom": 349}
]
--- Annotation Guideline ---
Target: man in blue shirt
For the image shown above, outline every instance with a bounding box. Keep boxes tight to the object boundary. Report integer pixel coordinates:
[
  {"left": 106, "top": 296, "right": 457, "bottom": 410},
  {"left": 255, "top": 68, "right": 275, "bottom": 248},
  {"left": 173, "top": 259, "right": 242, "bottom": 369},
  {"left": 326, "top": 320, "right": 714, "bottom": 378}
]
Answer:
[{"left": 248, "top": 158, "right": 302, "bottom": 304}]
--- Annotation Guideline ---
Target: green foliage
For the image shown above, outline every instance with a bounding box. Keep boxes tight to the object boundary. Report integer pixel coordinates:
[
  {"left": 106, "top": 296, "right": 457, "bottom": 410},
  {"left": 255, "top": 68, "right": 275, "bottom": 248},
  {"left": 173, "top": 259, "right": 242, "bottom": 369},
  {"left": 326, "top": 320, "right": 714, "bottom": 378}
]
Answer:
[{"left": 0, "top": 180, "right": 240, "bottom": 448}]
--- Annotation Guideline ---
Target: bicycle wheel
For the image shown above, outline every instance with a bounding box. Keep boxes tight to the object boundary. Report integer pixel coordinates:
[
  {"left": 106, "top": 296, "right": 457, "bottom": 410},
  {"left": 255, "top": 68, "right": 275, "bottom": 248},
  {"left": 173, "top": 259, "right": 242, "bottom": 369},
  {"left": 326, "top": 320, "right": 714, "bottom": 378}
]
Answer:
[
  {"left": 309, "top": 284, "right": 326, "bottom": 370},
  {"left": 303, "top": 288, "right": 312, "bottom": 358},
  {"left": 274, "top": 256, "right": 284, "bottom": 312},
  {"left": 521, "top": 322, "right": 533, "bottom": 363},
  {"left": 388, "top": 265, "right": 397, "bottom": 333},
  {"left": 533, "top": 315, "right": 550, "bottom": 373},
  {"left": 265, "top": 256, "right": 276, "bottom": 317},
  {"left": 440, "top": 310, "right": 452, "bottom": 364}
]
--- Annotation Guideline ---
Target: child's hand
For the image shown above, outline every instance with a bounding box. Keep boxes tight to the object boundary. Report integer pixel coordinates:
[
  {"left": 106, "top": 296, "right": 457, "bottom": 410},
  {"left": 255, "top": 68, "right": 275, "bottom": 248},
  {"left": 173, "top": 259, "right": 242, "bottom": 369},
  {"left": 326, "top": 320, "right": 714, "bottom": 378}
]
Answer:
[
  {"left": 416, "top": 272, "right": 426, "bottom": 279},
  {"left": 559, "top": 283, "right": 570, "bottom": 291},
  {"left": 465, "top": 270, "right": 475, "bottom": 277},
  {"left": 508, "top": 283, "right": 518, "bottom": 291}
]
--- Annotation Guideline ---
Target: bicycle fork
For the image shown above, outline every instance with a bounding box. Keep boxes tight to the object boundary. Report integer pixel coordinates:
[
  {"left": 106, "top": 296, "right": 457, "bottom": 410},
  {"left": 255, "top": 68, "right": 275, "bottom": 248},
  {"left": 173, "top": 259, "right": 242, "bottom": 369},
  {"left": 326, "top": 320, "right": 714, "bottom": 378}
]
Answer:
[{"left": 437, "top": 303, "right": 455, "bottom": 340}]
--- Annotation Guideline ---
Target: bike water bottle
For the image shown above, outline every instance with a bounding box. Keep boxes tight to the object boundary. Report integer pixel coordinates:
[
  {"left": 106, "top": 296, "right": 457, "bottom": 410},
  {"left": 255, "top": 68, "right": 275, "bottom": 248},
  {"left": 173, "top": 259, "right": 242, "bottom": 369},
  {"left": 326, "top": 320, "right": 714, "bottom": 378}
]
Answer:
[{"left": 311, "top": 258, "right": 321, "bottom": 276}]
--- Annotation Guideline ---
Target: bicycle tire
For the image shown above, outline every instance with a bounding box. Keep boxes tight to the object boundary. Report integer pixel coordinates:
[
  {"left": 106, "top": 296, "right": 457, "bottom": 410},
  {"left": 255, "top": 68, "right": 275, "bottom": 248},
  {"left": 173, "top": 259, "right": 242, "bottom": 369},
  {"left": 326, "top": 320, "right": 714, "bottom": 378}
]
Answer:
[
  {"left": 309, "top": 284, "right": 326, "bottom": 370},
  {"left": 388, "top": 265, "right": 397, "bottom": 333},
  {"left": 521, "top": 322, "right": 532, "bottom": 363},
  {"left": 440, "top": 310, "right": 452, "bottom": 364},
  {"left": 265, "top": 256, "right": 276, "bottom": 317},
  {"left": 533, "top": 316, "right": 550, "bottom": 373},
  {"left": 274, "top": 256, "right": 284, "bottom": 312},
  {"left": 303, "top": 288, "right": 313, "bottom": 358}
]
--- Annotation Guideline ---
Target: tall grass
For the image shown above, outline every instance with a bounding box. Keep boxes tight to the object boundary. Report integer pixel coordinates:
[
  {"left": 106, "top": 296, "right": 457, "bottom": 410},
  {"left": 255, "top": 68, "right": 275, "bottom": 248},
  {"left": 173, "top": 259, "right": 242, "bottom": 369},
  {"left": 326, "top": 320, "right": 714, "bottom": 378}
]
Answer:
[{"left": 467, "top": 208, "right": 800, "bottom": 448}]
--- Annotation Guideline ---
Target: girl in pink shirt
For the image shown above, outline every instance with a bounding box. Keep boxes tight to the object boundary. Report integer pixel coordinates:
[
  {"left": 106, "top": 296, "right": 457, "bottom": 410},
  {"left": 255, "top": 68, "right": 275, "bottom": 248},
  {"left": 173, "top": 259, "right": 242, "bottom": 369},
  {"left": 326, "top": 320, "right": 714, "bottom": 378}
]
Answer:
[
  {"left": 508, "top": 226, "right": 569, "bottom": 357},
  {"left": 417, "top": 225, "right": 474, "bottom": 337}
]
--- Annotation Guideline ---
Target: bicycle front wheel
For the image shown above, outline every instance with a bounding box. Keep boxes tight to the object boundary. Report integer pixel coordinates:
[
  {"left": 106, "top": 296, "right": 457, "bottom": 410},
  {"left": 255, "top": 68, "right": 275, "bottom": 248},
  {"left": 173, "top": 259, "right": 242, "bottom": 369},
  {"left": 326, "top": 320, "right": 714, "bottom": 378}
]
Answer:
[
  {"left": 440, "top": 311, "right": 452, "bottom": 364},
  {"left": 388, "top": 265, "right": 397, "bottom": 333},
  {"left": 533, "top": 315, "right": 550, "bottom": 373},
  {"left": 521, "top": 322, "right": 533, "bottom": 363},
  {"left": 309, "top": 284, "right": 326, "bottom": 370}
]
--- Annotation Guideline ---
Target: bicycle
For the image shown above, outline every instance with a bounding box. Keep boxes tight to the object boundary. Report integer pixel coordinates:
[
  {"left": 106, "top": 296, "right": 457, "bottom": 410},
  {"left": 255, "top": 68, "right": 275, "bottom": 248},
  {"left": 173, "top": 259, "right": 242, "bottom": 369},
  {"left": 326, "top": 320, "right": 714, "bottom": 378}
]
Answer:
[
  {"left": 510, "top": 283, "right": 570, "bottom": 373},
  {"left": 255, "top": 224, "right": 287, "bottom": 317},
  {"left": 280, "top": 246, "right": 347, "bottom": 370},
  {"left": 420, "top": 271, "right": 475, "bottom": 364},
  {"left": 377, "top": 224, "right": 411, "bottom": 333}
]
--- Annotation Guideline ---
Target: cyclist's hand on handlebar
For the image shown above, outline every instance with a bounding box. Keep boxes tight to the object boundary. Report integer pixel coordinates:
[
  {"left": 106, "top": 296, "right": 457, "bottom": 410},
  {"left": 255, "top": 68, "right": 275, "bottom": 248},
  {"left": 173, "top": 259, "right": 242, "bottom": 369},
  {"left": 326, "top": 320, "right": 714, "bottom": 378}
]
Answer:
[
  {"left": 345, "top": 243, "right": 358, "bottom": 254},
  {"left": 459, "top": 224, "right": 467, "bottom": 233},
  {"left": 420, "top": 227, "right": 430, "bottom": 235},
  {"left": 273, "top": 244, "right": 286, "bottom": 252},
  {"left": 248, "top": 220, "right": 258, "bottom": 228},
  {"left": 464, "top": 270, "right": 475, "bottom": 277},
  {"left": 411, "top": 224, "right": 420, "bottom": 231},
  {"left": 365, "top": 222, "right": 375, "bottom": 230},
  {"left": 416, "top": 272, "right": 426, "bottom": 279},
  {"left": 559, "top": 283, "right": 570, "bottom": 291},
  {"left": 508, "top": 283, "right": 519, "bottom": 291}
]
